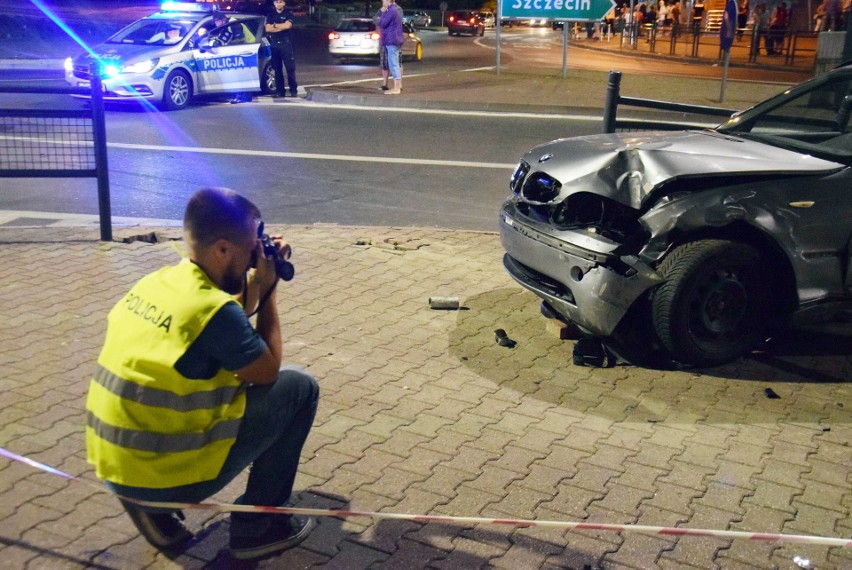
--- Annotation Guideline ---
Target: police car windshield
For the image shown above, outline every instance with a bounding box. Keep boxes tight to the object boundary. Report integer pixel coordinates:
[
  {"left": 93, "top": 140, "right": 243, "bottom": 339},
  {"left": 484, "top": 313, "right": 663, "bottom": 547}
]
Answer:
[{"left": 106, "top": 17, "right": 199, "bottom": 45}]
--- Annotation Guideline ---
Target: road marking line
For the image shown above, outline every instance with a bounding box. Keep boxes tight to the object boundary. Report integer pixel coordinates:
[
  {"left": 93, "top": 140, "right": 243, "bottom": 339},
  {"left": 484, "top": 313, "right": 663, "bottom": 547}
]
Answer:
[{"left": 106, "top": 141, "right": 518, "bottom": 169}]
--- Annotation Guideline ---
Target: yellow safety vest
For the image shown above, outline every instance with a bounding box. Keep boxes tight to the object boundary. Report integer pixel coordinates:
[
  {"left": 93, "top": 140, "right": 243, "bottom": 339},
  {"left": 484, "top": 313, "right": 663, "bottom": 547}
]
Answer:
[{"left": 86, "top": 259, "right": 247, "bottom": 488}]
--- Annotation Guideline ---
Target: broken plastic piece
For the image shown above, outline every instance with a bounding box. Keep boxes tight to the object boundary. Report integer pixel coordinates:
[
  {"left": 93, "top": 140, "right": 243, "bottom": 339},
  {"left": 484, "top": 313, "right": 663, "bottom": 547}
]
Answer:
[{"left": 494, "top": 329, "right": 517, "bottom": 348}]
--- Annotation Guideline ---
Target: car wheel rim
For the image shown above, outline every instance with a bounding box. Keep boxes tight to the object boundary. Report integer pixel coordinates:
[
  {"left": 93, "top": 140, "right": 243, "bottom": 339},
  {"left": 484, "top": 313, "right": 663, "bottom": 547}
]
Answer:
[
  {"left": 171, "top": 76, "right": 188, "bottom": 106},
  {"left": 690, "top": 269, "right": 748, "bottom": 339},
  {"left": 265, "top": 67, "right": 276, "bottom": 91}
]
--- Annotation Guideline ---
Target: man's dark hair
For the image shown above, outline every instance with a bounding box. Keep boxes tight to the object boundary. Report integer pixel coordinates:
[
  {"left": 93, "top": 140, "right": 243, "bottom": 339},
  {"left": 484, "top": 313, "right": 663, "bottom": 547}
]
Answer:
[{"left": 184, "top": 188, "right": 260, "bottom": 249}]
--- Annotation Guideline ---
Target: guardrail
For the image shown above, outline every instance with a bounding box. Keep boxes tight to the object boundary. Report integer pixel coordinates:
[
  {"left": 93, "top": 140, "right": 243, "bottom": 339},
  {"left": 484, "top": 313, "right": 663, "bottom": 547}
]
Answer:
[
  {"left": 0, "top": 75, "right": 112, "bottom": 241},
  {"left": 602, "top": 70, "right": 738, "bottom": 134}
]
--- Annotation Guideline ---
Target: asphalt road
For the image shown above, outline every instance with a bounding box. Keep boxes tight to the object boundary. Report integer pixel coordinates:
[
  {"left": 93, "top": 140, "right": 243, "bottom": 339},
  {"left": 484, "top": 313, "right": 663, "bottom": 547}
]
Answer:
[
  {"left": 0, "top": 92, "right": 604, "bottom": 230},
  {"left": 0, "top": 2, "right": 806, "bottom": 230}
]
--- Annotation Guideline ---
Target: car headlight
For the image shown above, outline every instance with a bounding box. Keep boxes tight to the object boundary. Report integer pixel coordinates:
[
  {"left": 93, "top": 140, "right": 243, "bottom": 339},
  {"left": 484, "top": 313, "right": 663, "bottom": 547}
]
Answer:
[
  {"left": 521, "top": 172, "right": 561, "bottom": 204},
  {"left": 510, "top": 160, "right": 530, "bottom": 194},
  {"left": 121, "top": 58, "right": 160, "bottom": 74}
]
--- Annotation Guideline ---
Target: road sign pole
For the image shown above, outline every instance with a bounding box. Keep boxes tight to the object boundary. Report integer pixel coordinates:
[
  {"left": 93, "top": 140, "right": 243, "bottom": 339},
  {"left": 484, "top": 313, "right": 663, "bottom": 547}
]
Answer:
[
  {"left": 562, "top": 20, "right": 569, "bottom": 78},
  {"left": 496, "top": 0, "right": 502, "bottom": 74}
]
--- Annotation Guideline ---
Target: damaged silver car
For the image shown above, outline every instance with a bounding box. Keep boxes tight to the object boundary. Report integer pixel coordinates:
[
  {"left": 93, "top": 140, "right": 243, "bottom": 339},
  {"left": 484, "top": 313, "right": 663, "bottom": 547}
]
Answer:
[{"left": 500, "top": 63, "right": 852, "bottom": 368}]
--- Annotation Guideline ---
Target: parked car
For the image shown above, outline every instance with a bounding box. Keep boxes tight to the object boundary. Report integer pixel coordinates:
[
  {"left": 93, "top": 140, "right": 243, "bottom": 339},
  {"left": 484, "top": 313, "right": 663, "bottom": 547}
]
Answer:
[
  {"left": 403, "top": 10, "right": 432, "bottom": 28},
  {"left": 477, "top": 11, "right": 496, "bottom": 28},
  {"left": 64, "top": 2, "right": 271, "bottom": 110},
  {"left": 500, "top": 63, "right": 852, "bottom": 368},
  {"left": 447, "top": 10, "right": 485, "bottom": 36},
  {"left": 328, "top": 18, "right": 423, "bottom": 62}
]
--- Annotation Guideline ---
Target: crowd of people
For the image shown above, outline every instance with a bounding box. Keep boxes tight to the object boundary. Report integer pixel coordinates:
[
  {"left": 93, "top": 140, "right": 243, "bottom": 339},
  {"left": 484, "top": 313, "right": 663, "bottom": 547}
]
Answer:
[
  {"left": 599, "top": 0, "right": 851, "bottom": 55},
  {"left": 608, "top": 0, "right": 849, "bottom": 35}
]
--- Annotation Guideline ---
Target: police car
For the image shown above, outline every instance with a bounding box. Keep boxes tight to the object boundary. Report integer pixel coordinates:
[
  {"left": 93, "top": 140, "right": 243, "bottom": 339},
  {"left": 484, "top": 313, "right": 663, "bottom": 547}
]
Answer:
[{"left": 64, "top": 2, "right": 274, "bottom": 110}]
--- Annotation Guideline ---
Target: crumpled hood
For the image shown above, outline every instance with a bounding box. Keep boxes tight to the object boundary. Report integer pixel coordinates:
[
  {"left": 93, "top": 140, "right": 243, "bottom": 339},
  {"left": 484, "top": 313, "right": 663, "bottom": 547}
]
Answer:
[{"left": 521, "top": 130, "right": 844, "bottom": 209}]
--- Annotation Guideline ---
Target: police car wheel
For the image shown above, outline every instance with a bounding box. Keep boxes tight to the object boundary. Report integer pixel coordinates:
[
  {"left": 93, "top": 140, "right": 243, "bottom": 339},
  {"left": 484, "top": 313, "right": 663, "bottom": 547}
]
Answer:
[
  {"left": 261, "top": 63, "right": 277, "bottom": 95},
  {"left": 163, "top": 70, "right": 192, "bottom": 111}
]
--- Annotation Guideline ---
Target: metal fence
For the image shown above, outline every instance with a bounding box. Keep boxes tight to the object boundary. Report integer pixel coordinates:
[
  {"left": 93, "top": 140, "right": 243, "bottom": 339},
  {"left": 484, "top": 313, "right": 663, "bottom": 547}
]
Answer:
[
  {"left": 0, "top": 76, "right": 112, "bottom": 241},
  {"left": 602, "top": 70, "right": 738, "bottom": 134}
]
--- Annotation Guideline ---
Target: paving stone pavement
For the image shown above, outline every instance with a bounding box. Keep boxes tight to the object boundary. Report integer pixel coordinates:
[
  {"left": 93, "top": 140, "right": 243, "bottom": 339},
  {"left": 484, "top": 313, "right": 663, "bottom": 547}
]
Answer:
[{"left": 0, "top": 222, "right": 849, "bottom": 569}]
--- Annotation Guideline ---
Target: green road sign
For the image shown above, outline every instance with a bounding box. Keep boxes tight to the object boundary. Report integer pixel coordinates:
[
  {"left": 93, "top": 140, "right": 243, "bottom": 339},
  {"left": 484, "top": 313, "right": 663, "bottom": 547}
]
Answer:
[{"left": 501, "top": 0, "right": 615, "bottom": 21}]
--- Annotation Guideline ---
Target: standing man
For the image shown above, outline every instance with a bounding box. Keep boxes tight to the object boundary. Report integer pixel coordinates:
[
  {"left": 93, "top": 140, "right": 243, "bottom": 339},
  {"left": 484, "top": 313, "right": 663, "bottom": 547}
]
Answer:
[
  {"left": 86, "top": 188, "right": 319, "bottom": 560},
  {"left": 266, "top": 0, "right": 298, "bottom": 97},
  {"left": 379, "top": 0, "right": 404, "bottom": 95}
]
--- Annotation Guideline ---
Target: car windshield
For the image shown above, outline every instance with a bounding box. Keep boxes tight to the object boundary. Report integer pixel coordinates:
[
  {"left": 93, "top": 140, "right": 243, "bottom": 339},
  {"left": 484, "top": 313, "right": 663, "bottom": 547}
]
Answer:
[
  {"left": 106, "top": 17, "right": 199, "bottom": 45},
  {"left": 337, "top": 20, "right": 375, "bottom": 32},
  {"left": 717, "top": 72, "right": 852, "bottom": 163}
]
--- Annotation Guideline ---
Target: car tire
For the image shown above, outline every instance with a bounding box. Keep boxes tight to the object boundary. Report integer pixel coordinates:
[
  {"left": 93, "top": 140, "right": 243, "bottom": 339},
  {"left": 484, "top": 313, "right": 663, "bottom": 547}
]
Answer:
[
  {"left": 448, "top": 30, "right": 454, "bottom": 36},
  {"left": 480, "top": 27, "right": 485, "bottom": 36},
  {"left": 261, "top": 62, "right": 276, "bottom": 94},
  {"left": 651, "top": 240, "right": 773, "bottom": 367},
  {"left": 162, "top": 69, "right": 192, "bottom": 111},
  {"left": 414, "top": 43, "right": 423, "bottom": 61}
]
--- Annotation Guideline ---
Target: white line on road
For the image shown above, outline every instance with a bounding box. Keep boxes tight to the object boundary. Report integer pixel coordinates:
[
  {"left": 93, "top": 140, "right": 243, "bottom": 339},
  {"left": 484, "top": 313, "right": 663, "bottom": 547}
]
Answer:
[{"left": 106, "top": 142, "right": 518, "bottom": 169}]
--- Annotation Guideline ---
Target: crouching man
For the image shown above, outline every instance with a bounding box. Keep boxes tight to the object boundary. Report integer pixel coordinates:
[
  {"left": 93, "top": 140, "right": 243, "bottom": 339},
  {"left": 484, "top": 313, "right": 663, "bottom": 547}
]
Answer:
[{"left": 86, "top": 187, "right": 319, "bottom": 560}]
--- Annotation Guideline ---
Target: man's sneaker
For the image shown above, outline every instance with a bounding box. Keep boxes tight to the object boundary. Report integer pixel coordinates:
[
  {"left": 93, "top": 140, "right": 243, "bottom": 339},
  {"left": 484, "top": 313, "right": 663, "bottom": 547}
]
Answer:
[
  {"left": 120, "top": 500, "right": 193, "bottom": 549},
  {"left": 230, "top": 515, "right": 315, "bottom": 560}
]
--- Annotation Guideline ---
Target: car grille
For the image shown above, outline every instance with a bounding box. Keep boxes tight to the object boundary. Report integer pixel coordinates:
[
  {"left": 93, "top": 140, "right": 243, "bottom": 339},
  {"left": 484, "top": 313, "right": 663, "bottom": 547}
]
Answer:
[{"left": 504, "top": 254, "right": 575, "bottom": 304}]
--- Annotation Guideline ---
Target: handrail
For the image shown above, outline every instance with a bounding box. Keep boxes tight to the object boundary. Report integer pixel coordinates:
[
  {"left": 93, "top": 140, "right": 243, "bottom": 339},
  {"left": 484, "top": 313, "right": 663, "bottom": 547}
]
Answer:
[
  {"left": 0, "top": 75, "right": 112, "bottom": 241},
  {"left": 602, "top": 70, "right": 738, "bottom": 134}
]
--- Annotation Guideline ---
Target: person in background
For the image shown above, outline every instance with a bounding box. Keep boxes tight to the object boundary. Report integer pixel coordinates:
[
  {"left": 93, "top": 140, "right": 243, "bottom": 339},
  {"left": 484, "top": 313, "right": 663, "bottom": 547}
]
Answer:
[
  {"left": 377, "top": 0, "right": 403, "bottom": 90},
  {"left": 378, "top": 0, "right": 404, "bottom": 95},
  {"left": 753, "top": 2, "right": 770, "bottom": 54},
  {"left": 768, "top": 1, "right": 788, "bottom": 55},
  {"left": 86, "top": 187, "right": 319, "bottom": 560},
  {"left": 823, "top": 0, "right": 839, "bottom": 30},
  {"left": 670, "top": 1, "right": 682, "bottom": 36},
  {"left": 265, "top": 0, "right": 298, "bottom": 97},
  {"left": 814, "top": 0, "right": 827, "bottom": 31},
  {"left": 737, "top": 0, "right": 749, "bottom": 39}
]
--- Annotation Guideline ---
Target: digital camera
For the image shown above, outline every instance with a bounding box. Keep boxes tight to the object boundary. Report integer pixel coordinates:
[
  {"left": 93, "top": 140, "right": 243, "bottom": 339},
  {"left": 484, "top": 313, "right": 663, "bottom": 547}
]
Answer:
[{"left": 251, "top": 221, "right": 294, "bottom": 282}]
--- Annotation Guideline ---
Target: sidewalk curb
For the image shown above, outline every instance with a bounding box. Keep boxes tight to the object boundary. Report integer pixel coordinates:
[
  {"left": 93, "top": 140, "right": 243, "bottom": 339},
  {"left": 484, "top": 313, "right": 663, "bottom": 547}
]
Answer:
[
  {"left": 304, "top": 86, "right": 598, "bottom": 114},
  {"left": 0, "top": 58, "right": 64, "bottom": 70}
]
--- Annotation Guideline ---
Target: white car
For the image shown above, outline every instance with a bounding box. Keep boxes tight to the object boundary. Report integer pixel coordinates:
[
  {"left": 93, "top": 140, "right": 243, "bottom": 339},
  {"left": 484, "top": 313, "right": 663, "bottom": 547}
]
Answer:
[
  {"left": 64, "top": 2, "right": 272, "bottom": 110},
  {"left": 403, "top": 10, "right": 432, "bottom": 28},
  {"left": 327, "top": 18, "right": 423, "bottom": 62},
  {"left": 477, "top": 11, "right": 496, "bottom": 28}
]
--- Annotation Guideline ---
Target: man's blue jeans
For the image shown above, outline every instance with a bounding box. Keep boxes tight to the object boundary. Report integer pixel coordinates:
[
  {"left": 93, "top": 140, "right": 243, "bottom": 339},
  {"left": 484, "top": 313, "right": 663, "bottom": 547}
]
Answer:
[
  {"left": 386, "top": 45, "right": 401, "bottom": 80},
  {"left": 107, "top": 366, "right": 319, "bottom": 538}
]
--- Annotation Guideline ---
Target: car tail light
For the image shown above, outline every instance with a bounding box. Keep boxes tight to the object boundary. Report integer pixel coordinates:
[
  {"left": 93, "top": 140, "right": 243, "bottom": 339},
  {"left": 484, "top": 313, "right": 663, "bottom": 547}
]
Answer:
[
  {"left": 448, "top": 15, "right": 456, "bottom": 22},
  {"left": 469, "top": 17, "right": 477, "bottom": 24},
  {"left": 369, "top": 32, "right": 380, "bottom": 40},
  {"left": 328, "top": 32, "right": 339, "bottom": 40}
]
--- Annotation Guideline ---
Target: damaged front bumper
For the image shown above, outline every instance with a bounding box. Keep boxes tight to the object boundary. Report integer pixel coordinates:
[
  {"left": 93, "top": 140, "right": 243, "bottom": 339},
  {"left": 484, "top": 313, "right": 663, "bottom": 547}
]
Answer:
[{"left": 499, "top": 202, "right": 664, "bottom": 337}]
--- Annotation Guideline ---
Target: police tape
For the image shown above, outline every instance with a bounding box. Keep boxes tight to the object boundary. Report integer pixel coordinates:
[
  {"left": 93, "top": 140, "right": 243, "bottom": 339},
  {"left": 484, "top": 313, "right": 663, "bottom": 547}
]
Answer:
[{"left": 2, "top": 447, "right": 850, "bottom": 548}]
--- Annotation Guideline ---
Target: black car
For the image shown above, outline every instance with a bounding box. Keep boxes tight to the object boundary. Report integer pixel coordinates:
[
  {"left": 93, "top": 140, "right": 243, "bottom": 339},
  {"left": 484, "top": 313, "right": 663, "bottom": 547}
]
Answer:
[
  {"left": 447, "top": 10, "right": 485, "bottom": 36},
  {"left": 500, "top": 63, "right": 852, "bottom": 368}
]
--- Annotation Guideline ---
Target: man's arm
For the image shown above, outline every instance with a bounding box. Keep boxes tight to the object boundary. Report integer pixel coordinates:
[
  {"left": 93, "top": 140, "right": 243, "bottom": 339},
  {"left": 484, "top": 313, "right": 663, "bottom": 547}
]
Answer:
[
  {"left": 265, "top": 19, "right": 293, "bottom": 32},
  {"left": 234, "top": 287, "right": 281, "bottom": 384},
  {"left": 234, "top": 242, "right": 285, "bottom": 384}
]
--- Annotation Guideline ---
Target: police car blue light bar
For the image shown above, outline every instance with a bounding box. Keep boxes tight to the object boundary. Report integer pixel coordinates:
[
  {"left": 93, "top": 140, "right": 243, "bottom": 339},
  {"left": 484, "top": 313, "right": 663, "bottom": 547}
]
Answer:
[{"left": 161, "top": 2, "right": 217, "bottom": 12}]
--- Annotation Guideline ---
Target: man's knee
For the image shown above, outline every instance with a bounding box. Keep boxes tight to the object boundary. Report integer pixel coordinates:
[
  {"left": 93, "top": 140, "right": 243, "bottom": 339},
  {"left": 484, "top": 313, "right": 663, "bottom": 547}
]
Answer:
[{"left": 277, "top": 366, "right": 319, "bottom": 403}]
